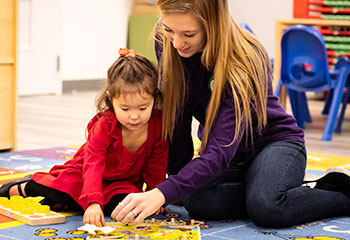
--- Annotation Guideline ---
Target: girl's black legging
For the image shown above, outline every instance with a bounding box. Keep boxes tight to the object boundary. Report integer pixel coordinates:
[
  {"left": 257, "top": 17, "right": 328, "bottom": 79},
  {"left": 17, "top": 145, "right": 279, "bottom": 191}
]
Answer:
[{"left": 25, "top": 180, "right": 127, "bottom": 215}]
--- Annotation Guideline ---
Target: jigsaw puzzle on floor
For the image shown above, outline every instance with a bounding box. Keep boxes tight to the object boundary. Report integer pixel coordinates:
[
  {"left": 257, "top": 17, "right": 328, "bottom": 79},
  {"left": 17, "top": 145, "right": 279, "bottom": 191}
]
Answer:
[
  {"left": 79, "top": 219, "right": 201, "bottom": 240},
  {"left": 0, "top": 145, "right": 349, "bottom": 240}
]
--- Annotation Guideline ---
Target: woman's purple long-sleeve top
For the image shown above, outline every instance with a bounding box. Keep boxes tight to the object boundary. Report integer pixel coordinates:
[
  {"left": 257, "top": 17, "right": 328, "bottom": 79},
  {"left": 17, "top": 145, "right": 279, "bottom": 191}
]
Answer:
[{"left": 155, "top": 47, "right": 304, "bottom": 205}]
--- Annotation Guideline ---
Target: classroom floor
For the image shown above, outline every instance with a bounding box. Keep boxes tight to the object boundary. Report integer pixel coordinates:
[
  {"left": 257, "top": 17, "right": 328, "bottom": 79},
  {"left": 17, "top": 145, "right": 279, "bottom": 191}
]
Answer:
[
  {"left": 5, "top": 91, "right": 350, "bottom": 240},
  {"left": 17, "top": 91, "right": 350, "bottom": 157}
]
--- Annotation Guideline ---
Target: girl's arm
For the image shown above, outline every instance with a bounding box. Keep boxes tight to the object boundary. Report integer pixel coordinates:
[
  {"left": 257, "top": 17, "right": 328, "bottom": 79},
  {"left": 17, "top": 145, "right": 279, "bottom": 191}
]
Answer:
[
  {"left": 79, "top": 114, "right": 113, "bottom": 210},
  {"left": 142, "top": 113, "right": 169, "bottom": 190},
  {"left": 83, "top": 203, "right": 106, "bottom": 226},
  {"left": 142, "top": 138, "right": 169, "bottom": 191}
]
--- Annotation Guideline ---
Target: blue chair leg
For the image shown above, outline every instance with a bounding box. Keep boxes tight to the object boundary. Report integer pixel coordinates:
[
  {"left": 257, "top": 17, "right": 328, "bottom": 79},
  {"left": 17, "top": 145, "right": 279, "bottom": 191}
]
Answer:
[
  {"left": 322, "top": 89, "right": 333, "bottom": 115},
  {"left": 274, "top": 78, "right": 282, "bottom": 96},
  {"left": 335, "top": 87, "right": 350, "bottom": 133},
  {"left": 288, "top": 89, "right": 305, "bottom": 129},
  {"left": 299, "top": 92, "right": 312, "bottom": 123},
  {"left": 322, "top": 68, "right": 349, "bottom": 141}
]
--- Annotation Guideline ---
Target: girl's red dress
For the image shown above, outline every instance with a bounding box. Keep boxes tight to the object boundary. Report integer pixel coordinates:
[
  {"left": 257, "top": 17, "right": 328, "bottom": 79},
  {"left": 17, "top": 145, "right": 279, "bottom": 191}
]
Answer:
[{"left": 32, "top": 111, "right": 168, "bottom": 210}]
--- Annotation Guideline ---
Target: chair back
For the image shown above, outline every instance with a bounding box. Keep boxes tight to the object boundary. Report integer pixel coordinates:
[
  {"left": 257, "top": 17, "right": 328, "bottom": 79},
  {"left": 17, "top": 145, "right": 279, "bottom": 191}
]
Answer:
[
  {"left": 280, "top": 25, "right": 332, "bottom": 92},
  {"left": 239, "top": 23, "right": 255, "bottom": 35},
  {"left": 334, "top": 56, "right": 350, "bottom": 87}
]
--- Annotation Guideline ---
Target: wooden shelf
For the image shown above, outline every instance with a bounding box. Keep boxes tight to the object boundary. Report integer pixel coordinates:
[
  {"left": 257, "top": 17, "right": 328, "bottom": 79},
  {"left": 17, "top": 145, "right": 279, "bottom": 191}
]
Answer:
[
  {"left": 0, "top": 0, "right": 17, "bottom": 151},
  {"left": 0, "top": 60, "right": 15, "bottom": 64}
]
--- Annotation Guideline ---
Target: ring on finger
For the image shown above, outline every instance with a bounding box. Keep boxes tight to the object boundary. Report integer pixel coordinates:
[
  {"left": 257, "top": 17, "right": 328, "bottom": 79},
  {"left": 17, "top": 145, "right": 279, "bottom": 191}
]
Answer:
[{"left": 131, "top": 210, "right": 137, "bottom": 217}]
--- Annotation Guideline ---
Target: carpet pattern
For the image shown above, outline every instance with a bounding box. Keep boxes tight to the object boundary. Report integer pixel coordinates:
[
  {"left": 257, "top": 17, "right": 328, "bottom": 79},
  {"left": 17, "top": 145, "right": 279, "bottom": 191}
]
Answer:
[{"left": 0, "top": 146, "right": 349, "bottom": 240}]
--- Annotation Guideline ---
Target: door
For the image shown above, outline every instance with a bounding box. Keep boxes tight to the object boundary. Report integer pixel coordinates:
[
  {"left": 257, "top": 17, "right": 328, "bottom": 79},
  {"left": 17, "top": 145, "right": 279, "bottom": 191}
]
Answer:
[{"left": 18, "top": 0, "right": 62, "bottom": 95}]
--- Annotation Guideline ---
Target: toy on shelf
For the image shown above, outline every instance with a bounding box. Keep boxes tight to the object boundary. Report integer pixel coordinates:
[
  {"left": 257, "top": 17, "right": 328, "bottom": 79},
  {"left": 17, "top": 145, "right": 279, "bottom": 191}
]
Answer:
[
  {"left": 293, "top": 1, "right": 350, "bottom": 68},
  {"left": 294, "top": 0, "right": 350, "bottom": 19},
  {"left": 79, "top": 218, "right": 202, "bottom": 240},
  {"left": 0, "top": 196, "right": 65, "bottom": 226},
  {"left": 312, "top": 24, "right": 350, "bottom": 68}
]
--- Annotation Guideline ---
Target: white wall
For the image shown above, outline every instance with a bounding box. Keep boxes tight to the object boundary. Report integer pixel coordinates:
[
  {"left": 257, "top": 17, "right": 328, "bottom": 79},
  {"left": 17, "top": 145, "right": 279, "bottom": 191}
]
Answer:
[
  {"left": 60, "top": 0, "right": 293, "bottom": 81},
  {"left": 228, "top": 0, "right": 293, "bottom": 59},
  {"left": 18, "top": 0, "right": 133, "bottom": 96},
  {"left": 61, "top": 0, "right": 133, "bottom": 81},
  {"left": 18, "top": 0, "right": 293, "bottom": 95},
  {"left": 18, "top": 0, "right": 63, "bottom": 95}
]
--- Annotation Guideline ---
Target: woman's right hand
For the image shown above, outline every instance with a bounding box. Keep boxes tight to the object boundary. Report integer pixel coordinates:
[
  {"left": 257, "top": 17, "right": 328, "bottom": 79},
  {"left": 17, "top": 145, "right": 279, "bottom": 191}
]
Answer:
[
  {"left": 155, "top": 206, "right": 165, "bottom": 215},
  {"left": 83, "top": 203, "right": 106, "bottom": 226},
  {"left": 111, "top": 188, "right": 166, "bottom": 225}
]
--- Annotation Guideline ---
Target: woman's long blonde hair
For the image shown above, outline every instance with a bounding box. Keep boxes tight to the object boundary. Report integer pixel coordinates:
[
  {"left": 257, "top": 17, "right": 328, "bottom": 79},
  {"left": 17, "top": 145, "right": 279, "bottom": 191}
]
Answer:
[{"left": 156, "top": 0, "right": 272, "bottom": 150}]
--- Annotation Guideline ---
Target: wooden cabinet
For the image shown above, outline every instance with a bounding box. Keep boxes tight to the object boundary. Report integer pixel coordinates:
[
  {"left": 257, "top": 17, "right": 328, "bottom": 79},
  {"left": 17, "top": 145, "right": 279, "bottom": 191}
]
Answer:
[
  {"left": 273, "top": 19, "right": 350, "bottom": 108},
  {"left": 0, "top": 0, "right": 17, "bottom": 151}
]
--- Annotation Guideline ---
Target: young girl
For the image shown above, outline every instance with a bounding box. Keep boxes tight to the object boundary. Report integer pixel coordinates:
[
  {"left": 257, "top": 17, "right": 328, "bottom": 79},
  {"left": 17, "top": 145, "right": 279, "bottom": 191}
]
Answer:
[
  {"left": 0, "top": 48, "right": 168, "bottom": 227},
  {"left": 112, "top": 0, "right": 350, "bottom": 228}
]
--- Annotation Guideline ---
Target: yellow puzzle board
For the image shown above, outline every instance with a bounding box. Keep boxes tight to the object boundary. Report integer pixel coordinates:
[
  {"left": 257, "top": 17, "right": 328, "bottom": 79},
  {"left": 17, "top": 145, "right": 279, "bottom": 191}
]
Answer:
[{"left": 0, "top": 196, "right": 65, "bottom": 226}]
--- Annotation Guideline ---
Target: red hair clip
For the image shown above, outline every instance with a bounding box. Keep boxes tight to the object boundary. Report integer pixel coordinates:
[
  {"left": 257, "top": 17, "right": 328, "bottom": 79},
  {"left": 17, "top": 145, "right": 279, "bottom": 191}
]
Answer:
[{"left": 119, "top": 48, "right": 141, "bottom": 57}]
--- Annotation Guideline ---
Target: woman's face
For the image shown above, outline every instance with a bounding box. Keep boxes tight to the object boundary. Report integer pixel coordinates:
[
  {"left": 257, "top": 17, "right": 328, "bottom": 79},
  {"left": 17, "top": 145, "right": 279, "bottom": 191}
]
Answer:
[{"left": 162, "top": 13, "right": 206, "bottom": 58}]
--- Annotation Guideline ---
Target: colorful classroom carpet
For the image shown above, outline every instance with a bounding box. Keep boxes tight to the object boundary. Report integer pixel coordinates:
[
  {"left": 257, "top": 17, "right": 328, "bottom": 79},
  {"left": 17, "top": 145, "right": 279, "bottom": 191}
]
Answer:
[{"left": 0, "top": 146, "right": 349, "bottom": 240}]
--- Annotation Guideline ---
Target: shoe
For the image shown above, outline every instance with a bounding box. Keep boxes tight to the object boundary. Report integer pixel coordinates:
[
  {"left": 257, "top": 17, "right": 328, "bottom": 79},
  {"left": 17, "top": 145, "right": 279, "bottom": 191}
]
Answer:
[
  {"left": 303, "top": 167, "right": 350, "bottom": 192},
  {"left": 0, "top": 175, "right": 33, "bottom": 198}
]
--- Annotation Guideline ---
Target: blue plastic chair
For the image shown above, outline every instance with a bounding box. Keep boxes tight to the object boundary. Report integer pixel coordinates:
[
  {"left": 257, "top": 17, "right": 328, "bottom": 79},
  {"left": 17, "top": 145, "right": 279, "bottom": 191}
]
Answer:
[
  {"left": 335, "top": 80, "right": 350, "bottom": 132},
  {"left": 278, "top": 24, "right": 350, "bottom": 141},
  {"left": 239, "top": 23, "right": 255, "bottom": 35},
  {"left": 322, "top": 58, "right": 350, "bottom": 133}
]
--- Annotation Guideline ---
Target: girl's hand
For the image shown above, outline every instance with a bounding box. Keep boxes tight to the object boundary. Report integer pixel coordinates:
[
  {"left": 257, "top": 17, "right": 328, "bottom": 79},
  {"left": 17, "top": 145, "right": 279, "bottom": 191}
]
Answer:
[
  {"left": 83, "top": 203, "right": 106, "bottom": 226},
  {"left": 111, "top": 188, "right": 166, "bottom": 225}
]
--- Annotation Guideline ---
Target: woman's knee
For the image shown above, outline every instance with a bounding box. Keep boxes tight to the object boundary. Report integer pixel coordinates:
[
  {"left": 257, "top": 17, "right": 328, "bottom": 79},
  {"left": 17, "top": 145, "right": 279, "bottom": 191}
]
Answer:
[
  {"left": 183, "top": 182, "right": 247, "bottom": 220},
  {"left": 246, "top": 193, "right": 294, "bottom": 228}
]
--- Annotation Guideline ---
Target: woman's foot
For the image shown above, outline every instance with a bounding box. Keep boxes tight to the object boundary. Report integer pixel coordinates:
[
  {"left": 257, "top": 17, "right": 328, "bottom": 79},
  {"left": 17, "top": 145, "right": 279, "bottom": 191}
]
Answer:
[{"left": 303, "top": 167, "right": 350, "bottom": 192}]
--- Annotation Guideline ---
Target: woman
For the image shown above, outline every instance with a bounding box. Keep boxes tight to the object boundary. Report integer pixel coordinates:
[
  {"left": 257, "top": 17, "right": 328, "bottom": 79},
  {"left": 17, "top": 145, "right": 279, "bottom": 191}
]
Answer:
[{"left": 112, "top": 0, "right": 350, "bottom": 228}]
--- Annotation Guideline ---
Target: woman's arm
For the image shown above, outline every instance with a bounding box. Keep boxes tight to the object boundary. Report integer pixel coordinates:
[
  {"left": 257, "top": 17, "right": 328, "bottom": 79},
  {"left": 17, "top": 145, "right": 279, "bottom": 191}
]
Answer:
[{"left": 157, "top": 96, "right": 244, "bottom": 204}]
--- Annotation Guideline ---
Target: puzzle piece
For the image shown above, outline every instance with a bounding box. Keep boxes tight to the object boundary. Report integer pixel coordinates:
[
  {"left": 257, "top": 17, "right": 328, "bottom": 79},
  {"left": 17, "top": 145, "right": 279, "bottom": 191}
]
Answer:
[
  {"left": 78, "top": 224, "right": 115, "bottom": 235},
  {"left": 0, "top": 196, "right": 65, "bottom": 226}
]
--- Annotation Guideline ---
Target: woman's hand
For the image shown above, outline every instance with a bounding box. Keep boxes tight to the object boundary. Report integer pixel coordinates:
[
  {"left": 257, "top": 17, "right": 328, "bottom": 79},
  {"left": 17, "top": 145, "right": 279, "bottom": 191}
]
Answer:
[
  {"left": 155, "top": 206, "right": 165, "bottom": 215},
  {"left": 111, "top": 188, "right": 166, "bottom": 225},
  {"left": 83, "top": 203, "right": 106, "bottom": 226}
]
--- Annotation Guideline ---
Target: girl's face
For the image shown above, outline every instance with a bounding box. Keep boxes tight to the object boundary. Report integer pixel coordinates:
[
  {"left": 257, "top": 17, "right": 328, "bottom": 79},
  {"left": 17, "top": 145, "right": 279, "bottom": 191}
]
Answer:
[
  {"left": 162, "top": 13, "right": 206, "bottom": 58},
  {"left": 112, "top": 89, "right": 154, "bottom": 131}
]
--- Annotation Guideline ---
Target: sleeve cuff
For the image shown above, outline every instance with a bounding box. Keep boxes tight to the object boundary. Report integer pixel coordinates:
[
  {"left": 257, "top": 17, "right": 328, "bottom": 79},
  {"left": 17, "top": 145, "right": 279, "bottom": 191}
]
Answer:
[
  {"left": 79, "top": 192, "right": 104, "bottom": 210},
  {"left": 156, "top": 179, "right": 181, "bottom": 205}
]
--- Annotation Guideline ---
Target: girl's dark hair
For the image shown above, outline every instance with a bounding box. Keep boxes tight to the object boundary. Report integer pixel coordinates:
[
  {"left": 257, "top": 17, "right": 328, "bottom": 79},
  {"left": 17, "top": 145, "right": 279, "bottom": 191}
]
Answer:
[{"left": 95, "top": 53, "right": 161, "bottom": 114}]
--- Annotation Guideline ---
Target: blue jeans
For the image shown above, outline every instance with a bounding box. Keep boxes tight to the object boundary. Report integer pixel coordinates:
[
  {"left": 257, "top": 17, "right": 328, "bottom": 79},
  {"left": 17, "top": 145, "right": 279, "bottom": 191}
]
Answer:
[{"left": 182, "top": 141, "right": 350, "bottom": 228}]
